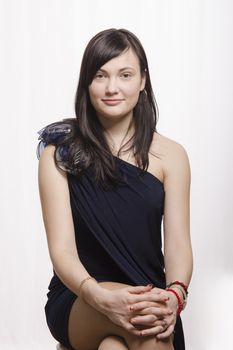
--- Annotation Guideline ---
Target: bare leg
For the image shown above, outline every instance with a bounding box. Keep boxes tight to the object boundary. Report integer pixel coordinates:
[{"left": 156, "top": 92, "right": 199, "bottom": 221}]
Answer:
[
  {"left": 68, "top": 281, "right": 173, "bottom": 350},
  {"left": 126, "top": 335, "right": 173, "bottom": 350},
  {"left": 98, "top": 335, "right": 174, "bottom": 350},
  {"left": 98, "top": 335, "right": 129, "bottom": 350}
]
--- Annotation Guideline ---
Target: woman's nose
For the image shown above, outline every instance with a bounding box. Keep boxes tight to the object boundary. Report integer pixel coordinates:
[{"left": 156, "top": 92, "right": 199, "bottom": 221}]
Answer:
[{"left": 105, "top": 78, "right": 119, "bottom": 94}]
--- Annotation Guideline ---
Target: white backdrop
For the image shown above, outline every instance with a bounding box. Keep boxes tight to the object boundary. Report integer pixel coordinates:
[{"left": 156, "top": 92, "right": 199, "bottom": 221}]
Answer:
[{"left": 0, "top": 1, "right": 232, "bottom": 349}]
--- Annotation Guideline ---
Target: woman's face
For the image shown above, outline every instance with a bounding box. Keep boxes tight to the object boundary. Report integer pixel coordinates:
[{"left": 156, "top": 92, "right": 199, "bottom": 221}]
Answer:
[{"left": 88, "top": 48, "right": 146, "bottom": 123}]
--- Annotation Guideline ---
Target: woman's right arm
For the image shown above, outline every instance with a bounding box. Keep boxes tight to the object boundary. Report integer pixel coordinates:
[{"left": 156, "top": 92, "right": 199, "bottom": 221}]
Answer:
[{"left": 38, "top": 144, "right": 105, "bottom": 306}]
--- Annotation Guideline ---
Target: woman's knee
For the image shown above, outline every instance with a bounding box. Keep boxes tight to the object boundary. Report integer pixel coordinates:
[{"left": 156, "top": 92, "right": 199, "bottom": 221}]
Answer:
[
  {"left": 125, "top": 334, "right": 173, "bottom": 350},
  {"left": 68, "top": 290, "right": 128, "bottom": 349},
  {"left": 98, "top": 335, "right": 129, "bottom": 350}
]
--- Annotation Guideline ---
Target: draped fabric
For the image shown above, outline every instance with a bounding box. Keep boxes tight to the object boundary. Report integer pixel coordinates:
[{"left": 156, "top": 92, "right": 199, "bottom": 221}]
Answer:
[
  {"left": 37, "top": 122, "right": 185, "bottom": 349},
  {"left": 67, "top": 158, "right": 166, "bottom": 288}
]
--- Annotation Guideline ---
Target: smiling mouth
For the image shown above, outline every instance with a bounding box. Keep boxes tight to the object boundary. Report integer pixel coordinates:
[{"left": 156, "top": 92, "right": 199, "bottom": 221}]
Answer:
[
  {"left": 102, "top": 99, "right": 124, "bottom": 102},
  {"left": 101, "top": 99, "right": 124, "bottom": 106}
]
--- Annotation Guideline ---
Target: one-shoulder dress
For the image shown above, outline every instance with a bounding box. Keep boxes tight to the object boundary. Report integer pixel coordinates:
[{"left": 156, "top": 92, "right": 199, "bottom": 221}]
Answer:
[{"left": 37, "top": 122, "right": 185, "bottom": 350}]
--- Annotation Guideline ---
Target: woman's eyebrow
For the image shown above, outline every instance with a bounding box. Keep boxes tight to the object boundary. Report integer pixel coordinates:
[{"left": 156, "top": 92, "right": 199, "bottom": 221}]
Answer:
[
  {"left": 119, "top": 67, "right": 136, "bottom": 71},
  {"left": 98, "top": 67, "right": 136, "bottom": 73}
]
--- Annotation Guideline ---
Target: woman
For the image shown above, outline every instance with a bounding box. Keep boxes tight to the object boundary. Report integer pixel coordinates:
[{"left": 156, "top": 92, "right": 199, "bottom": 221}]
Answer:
[{"left": 37, "top": 28, "right": 193, "bottom": 350}]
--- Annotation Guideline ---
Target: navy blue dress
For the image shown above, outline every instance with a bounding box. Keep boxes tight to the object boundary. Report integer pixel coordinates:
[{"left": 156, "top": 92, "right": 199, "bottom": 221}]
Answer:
[{"left": 37, "top": 122, "right": 185, "bottom": 350}]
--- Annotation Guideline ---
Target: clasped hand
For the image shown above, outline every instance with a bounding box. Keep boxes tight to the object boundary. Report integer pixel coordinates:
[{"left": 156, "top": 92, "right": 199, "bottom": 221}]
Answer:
[{"left": 102, "top": 284, "right": 178, "bottom": 339}]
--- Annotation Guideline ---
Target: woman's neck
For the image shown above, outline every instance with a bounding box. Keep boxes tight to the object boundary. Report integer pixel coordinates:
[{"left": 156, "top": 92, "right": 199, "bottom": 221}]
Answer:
[{"left": 102, "top": 117, "right": 135, "bottom": 151}]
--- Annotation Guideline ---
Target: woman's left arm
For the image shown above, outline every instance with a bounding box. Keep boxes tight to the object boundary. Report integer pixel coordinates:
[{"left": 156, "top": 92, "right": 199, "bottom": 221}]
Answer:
[
  {"left": 163, "top": 141, "right": 193, "bottom": 290},
  {"left": 155, "top": 141, "right": 193, "bottom": 339}
]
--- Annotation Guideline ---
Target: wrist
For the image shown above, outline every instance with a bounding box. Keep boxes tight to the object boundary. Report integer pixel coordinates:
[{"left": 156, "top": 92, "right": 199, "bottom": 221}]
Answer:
[
  {"left": 170, "top": 285, "right": 183, "bottom": 301},
  {"left": 166, "top": 288, "right": 183, "bottom": 316},
  {"left": 81, "top": 279, "right": 109, "bottom": 311},
  {"left": 170, "top": 285, "right": 187, "bottom": 310},
  {"left": 166, "top": 280, "right": 189, "bottom": 310}
]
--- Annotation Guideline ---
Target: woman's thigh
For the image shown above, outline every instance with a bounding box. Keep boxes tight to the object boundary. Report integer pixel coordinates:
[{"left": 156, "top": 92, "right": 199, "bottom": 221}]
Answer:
[{"left": 68, "top": 281, "right": 173, "bottom": 350}]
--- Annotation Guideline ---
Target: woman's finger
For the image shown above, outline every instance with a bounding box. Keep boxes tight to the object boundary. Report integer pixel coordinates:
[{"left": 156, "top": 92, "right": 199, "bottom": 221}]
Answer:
[
  {"left": 130, "top": 314, "right": 159, "bottom": 325},
  {"left": 156, "top": 324, "right": 175, "bottom": 339},
  {"left": 125, "top": 323, "right": 151, "bottom": 337},
  {"left": 130, "top": 301, "right": 158, "bottom": 310},
  {"left": 130, "top": 316, "right": 168, "bottom": 329},
  {"left": 130, "top": 301, "right": 172, "bottom": 316},
  {"left": 132, "top": 306, "right": 170, "bottom": 317},
  {"left": 127, "top": 285, "right": 153, "bottom": 294},
  {"left": 130, "top": 292, "right": 169, "bottom": 305},
  {"left": 138, "top": 324, "right": 166, "bottom": 337},
  {"left": 125, "top": 323, "right": 141, "bottom": 335}
]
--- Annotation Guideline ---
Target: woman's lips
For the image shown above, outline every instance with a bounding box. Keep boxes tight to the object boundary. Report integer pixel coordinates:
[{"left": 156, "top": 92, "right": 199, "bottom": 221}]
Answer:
[{"left": 102, "top": 99, "right": 124, "bottom": 106}]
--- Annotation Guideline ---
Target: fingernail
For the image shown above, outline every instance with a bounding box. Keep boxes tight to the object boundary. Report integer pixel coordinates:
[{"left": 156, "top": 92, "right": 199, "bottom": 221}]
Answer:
[{"left": 148, "top": 283, "right": 153, "bottom": 287}]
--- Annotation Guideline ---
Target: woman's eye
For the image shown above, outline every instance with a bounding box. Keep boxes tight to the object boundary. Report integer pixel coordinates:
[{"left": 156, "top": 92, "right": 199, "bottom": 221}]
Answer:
[
  {"left": 121, "top": 73, "right": 132, "bottom": 79},
  {"left": 95, "top": 73, "right": 105, "bottom": 79}
]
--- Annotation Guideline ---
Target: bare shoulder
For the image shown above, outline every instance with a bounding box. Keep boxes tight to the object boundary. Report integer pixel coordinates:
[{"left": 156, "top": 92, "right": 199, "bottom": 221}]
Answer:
[
  {"left": 151, "top": 132, "right": 191, "bottom": 182},
  {"left": 39, "top": 144, "right": 57, "bottom": 174},
  {"left": 152, "top": 132, "right": 189, "bottom": 157},
  {"left": 39, "top": 143, "right": 56, "bottom": 161},
  {"left": 38, "top": 144, "right": 67, "bottom": 184}
]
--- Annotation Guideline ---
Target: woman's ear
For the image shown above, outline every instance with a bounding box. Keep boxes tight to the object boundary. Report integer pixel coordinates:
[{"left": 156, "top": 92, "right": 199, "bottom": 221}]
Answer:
[{"left": 140, "top": 72, "right": 146, "bottom": 91}]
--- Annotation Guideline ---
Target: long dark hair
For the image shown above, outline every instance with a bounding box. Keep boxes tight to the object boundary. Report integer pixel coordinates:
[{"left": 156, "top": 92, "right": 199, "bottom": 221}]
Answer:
[{"left": 55, "top": 29, "right": 159, "bottom": 187}]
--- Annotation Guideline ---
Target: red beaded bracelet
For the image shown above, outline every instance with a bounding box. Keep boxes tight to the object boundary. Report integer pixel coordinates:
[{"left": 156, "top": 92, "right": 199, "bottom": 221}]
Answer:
[
  {"left": 166, "top": 280, "right": 188, "bottom": 294},
  {"left": 166, "top": 288, "right": 183, "bottom": 316}
]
